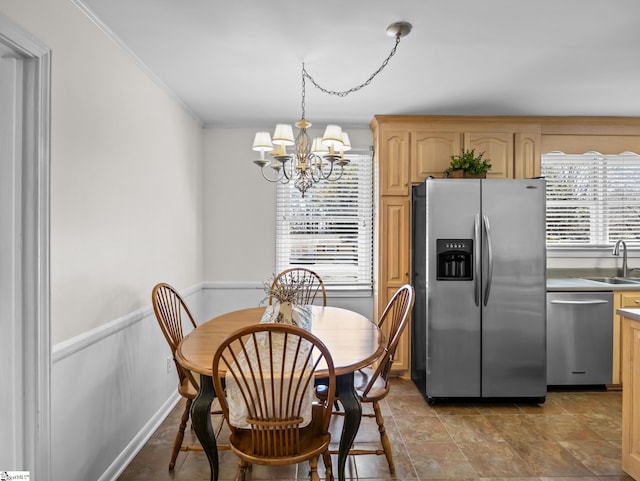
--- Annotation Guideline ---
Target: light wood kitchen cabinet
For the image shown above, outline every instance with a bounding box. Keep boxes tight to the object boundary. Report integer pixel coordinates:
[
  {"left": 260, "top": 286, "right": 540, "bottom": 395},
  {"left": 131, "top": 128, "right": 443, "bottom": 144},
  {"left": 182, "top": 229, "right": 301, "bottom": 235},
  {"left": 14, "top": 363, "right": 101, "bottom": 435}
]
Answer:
[
  {"left": 464, "top": 131, "right": 513, "bottom": 178},
  {"left": 380, "top": 197, "right": 410, "bottom": 288},
  {"left": 380, "top": 130, "right": 410, "bottom": 196},
  {"left": 410, "top": 131, "right": 461, "bottom": 182},
  {"left": 382, "top": 286, "right": 410, "bottom": 370},
  {"left": 411, "top": 129, "right": 521, "bottom": 181},
  {"left": 377, "top": 197, "right": 411, "bottom": 373},
  {"left": 622, "top": 313, "right": 640, "bottom": 479},
  {"left": 514, "top": 131, "right": 542, "bottom": 179},
  {"left": 371, "top": 116, "right": 541, "bottom": 376},
  {"left": 613, "top": 291, "right": 640, "bottom": 385}
]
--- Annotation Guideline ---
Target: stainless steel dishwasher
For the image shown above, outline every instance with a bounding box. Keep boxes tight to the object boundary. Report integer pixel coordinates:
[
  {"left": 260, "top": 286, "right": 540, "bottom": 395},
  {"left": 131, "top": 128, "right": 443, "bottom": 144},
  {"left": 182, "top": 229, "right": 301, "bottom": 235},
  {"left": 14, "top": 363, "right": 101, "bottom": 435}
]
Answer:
[{"left": 546, "top": 291, "right": 613, "bottom": 385}]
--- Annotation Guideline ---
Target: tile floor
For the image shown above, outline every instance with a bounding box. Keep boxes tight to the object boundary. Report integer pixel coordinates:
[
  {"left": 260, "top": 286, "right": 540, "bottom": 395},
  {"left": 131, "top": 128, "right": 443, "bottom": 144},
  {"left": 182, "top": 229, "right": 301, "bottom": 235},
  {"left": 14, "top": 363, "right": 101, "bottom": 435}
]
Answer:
[{"left": 117, "top": 379, "right": 633, "bottom": 480}]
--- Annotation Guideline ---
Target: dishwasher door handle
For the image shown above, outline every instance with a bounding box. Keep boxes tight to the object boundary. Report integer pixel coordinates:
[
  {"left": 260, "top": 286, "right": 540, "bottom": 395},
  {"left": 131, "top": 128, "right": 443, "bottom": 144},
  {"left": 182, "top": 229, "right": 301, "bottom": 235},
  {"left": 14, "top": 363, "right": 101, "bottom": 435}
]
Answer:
[{"left": 549, "top": 299, "right": 610, "bottom": 305}]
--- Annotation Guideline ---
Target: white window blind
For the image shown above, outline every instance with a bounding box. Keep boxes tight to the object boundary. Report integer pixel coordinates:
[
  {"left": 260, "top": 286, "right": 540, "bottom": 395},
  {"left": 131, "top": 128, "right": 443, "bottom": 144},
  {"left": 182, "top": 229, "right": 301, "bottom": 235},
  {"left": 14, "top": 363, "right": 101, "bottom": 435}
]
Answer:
[
  {"left": 276, "top": 151, "right": 373, "bottom": 289},
  {"left": 541, "top": 151, "right": 640, "bottom": 248}
]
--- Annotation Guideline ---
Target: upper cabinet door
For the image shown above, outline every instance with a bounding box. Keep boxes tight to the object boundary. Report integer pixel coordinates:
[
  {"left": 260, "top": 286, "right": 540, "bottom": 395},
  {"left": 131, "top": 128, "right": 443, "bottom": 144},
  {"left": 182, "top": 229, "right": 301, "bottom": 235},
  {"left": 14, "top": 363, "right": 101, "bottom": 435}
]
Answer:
[
  {"left": 380, "top": 130, "right": 410, "bottom": 196},
  {"left": 514, "top": 131, "right": 542, "bottom": 178},
  {"left": 411, "top": 131, "right": 462, "bottom": 183},
  {"left": 465, "top": 131, "right": 513, "bottom": 179}
]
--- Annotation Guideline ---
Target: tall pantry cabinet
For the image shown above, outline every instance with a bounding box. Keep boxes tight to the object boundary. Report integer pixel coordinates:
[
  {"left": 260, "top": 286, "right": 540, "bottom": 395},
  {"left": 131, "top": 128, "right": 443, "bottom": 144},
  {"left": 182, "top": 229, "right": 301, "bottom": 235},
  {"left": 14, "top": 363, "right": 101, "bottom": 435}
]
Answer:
[{"left": 371, "top": 116, "right": 542, "bottom": 376}]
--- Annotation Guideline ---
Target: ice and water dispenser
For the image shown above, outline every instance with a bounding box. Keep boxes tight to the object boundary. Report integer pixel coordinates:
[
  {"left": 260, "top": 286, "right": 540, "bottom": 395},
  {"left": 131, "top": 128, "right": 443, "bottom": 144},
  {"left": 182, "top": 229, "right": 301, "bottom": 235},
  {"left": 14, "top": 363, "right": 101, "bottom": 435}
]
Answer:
[{"left": 436, "top": 239, "right": 473, "bottom": 280}]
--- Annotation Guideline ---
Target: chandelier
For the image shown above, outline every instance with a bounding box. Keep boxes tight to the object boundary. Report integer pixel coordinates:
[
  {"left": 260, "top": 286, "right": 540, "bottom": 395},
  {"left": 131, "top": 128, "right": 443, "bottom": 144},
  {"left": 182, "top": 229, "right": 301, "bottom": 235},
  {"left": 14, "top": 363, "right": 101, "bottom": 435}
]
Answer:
[{"left": 252, "top": 21, "right": 412, "bottom": 197}]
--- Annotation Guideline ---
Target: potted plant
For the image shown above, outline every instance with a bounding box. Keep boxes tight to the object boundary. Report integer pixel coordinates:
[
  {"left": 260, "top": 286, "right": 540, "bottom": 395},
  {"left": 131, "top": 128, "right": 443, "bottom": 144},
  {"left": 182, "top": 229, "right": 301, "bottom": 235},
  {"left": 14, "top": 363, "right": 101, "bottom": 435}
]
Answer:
[{"left": 444, "top": 149, "right": 492, "bottom": 178}]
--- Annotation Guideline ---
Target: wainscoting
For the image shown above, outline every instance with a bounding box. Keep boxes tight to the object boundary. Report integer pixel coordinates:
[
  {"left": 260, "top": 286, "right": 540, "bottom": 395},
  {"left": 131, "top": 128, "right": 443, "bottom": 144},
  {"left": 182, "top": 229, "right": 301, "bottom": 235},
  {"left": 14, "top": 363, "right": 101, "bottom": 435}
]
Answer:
[
  {"left": 50, "top": 285, "right": 202, "bottom": 481},
  {"left": 50, "top": 282, "right": 372, "bottom": 481}
]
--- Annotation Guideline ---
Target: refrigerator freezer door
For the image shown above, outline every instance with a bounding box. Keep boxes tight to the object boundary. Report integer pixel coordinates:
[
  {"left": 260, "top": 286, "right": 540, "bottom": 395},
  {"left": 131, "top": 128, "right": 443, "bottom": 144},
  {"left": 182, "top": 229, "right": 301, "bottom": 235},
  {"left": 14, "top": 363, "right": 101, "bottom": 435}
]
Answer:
[
  {"left": 480, "top": 179, "right": 547, "bottom": 398},
  {"left": 425, "top": 179, "right": 481, "bottom": 398}
]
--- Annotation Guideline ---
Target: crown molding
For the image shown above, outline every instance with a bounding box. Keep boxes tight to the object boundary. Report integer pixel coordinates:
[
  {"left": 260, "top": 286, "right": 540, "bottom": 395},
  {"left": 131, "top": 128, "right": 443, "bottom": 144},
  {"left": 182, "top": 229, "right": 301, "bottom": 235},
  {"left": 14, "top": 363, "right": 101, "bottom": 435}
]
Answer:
[{"left": 71, "top": 0, "right": 205, "bottom": 127}]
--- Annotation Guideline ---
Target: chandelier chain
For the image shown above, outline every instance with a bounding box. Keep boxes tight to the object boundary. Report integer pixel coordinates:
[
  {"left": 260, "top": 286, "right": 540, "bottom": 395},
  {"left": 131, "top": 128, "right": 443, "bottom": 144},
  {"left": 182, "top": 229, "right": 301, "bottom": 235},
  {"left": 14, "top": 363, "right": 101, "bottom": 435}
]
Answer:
[
  {"left": 302, "top": 33, "right": 402, "bottom": 98},
  {"left": 301, "top": 67, "right": 306, "bottom": 119},
  {"left": 253, "top": 22, "right": 410, "bottom": 196}
]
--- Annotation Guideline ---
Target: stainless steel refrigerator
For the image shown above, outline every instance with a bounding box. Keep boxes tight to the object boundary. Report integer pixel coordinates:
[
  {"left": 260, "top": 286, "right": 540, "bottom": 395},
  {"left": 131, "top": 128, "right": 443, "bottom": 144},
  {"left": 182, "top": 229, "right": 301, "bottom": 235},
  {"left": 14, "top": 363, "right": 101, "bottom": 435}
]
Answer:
[{"left": 411, "top": 178, "right": 547, "bottom": 402}]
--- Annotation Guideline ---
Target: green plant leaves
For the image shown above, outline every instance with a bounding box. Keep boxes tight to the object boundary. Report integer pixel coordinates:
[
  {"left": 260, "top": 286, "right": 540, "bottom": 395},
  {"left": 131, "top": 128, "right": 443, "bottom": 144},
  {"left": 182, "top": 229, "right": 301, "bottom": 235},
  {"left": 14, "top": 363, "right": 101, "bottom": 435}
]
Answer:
[{"left": 444, "top": 149, "right": 492, "bottom": 175}]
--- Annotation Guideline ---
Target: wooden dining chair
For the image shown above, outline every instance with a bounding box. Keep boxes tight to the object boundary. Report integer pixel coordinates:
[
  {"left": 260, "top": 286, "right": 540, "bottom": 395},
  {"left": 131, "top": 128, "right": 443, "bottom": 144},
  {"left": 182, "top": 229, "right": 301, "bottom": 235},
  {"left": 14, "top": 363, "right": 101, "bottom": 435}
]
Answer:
[
  {"left": 151, "top": 282, "right": 223, "bottom": 470},
  {"left": 269, "top": 267, "right": 327, "bottom": 306},
  {"left": 318, "top": 284, "right": 414, "bottom": 474},
  {"left": 212, "top": 323, "right": 337, "bottom": 481}
]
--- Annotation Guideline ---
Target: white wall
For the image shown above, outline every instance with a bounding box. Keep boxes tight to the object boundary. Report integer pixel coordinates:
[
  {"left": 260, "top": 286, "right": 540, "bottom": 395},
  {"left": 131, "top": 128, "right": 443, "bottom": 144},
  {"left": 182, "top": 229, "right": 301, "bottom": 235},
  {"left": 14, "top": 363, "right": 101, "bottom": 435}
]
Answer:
[
  {"left": 0, "top": 0, "right": 205, "bottom": 345},
  {"left": 0, "top": 1, "right": 205, "bottom": 480},
  {"left": 51, "top": 289, "right": 197, "bottom": 481},
  {"left": 203, "top": 127, "right": 278, "bottom": 281},
  {"left": 547, "top": 252, "right": 639, "bottom": 272},
  {"left": 202, "top": 125, "right": 376, "bottom": 320},
  {"left": 203, "top": 126, "right": 374, "bottom": 282}
]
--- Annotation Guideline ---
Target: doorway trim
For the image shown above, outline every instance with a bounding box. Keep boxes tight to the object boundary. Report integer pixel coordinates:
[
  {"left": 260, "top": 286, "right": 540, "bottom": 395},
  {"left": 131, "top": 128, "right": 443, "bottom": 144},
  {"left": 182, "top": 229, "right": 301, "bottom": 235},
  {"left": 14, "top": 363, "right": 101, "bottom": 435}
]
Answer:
[{"left": 0, "top": 15, "right": 51, "bottom": 480}]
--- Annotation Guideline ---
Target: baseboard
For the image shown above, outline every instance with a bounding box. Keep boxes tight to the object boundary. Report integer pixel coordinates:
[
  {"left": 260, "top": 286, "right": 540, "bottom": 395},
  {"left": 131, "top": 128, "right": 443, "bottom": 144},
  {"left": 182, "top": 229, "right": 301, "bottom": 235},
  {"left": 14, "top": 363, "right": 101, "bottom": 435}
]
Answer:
[{"left": 97, "top": 392, "right": 181, "bottom": 481}]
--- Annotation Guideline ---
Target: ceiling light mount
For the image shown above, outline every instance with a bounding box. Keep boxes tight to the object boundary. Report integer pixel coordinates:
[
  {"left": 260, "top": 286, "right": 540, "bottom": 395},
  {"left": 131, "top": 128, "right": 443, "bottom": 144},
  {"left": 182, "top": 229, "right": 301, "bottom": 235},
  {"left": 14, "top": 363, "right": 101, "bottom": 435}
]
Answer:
[
  {"left": 386, "top": 21, "right": 413, "bottom": 38},
  {"left": 253, "top": 21, "right": 412, "bottom": 197}
]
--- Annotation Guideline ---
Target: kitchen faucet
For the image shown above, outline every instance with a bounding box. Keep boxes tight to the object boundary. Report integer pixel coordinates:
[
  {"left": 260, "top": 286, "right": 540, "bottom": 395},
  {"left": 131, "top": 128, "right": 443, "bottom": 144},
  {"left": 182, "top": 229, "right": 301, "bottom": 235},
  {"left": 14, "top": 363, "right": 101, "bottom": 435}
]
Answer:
[{"left": 613, "top": 239, "right": 628, "bottom": 277}]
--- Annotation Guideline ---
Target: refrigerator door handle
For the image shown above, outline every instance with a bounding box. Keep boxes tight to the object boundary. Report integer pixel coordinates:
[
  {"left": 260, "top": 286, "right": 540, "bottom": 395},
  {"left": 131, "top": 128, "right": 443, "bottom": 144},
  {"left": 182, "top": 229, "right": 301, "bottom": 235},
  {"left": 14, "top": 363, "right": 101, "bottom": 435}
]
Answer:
[
  {"left": 483, "top": 213, "right": 494, "bottom": 306},
  {"left": 474, "top": 213, "right": 481, "bottom": 306}
]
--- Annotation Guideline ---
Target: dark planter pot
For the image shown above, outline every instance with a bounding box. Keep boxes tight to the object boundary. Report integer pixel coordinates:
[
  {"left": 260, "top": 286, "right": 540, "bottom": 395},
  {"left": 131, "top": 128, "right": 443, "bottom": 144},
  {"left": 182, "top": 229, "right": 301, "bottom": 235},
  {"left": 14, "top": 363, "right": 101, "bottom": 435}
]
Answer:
[
  {"left": 446, "top": 169, "right": 464, "bottom": 178},
  {"left": 445, "top": 169, "right": 487, "bottom": 179},
  {"left": 463, "top": 172, "right": 487, "bottom": 178}
]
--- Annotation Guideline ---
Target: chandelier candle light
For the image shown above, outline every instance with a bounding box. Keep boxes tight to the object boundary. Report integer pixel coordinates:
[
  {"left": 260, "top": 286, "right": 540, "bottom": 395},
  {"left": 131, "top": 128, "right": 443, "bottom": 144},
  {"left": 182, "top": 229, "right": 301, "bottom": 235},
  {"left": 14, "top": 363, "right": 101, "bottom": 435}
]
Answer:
[{"left": 252, "top": 21, "right": 412, "bottom": 197}]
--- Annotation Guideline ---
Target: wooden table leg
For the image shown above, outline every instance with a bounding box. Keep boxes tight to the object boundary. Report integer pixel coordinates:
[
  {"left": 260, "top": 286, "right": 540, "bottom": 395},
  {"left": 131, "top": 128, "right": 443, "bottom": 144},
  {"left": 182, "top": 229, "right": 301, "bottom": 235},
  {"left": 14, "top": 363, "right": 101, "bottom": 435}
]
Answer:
[
  {"left": 336, "top": 372, "right": 361, "bottom": 481},
  {"left": 192, "top": 374, "right": 219, "bottom": 481}
]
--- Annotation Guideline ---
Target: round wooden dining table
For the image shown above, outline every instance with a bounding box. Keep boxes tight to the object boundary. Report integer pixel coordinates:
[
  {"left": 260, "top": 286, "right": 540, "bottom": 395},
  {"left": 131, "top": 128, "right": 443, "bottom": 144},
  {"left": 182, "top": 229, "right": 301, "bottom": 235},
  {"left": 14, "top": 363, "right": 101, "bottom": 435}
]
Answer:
[{"left": 175, "top": 305, "right": 385, "bottom": 481}]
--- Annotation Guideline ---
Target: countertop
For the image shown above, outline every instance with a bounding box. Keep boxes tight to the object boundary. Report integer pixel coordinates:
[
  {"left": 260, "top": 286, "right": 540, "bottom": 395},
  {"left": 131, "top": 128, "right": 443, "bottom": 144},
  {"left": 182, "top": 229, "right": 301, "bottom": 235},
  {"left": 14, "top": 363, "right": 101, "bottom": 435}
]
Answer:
[
  {"left": 617, "top": 308, "right": 640, "bottom": 320},
  {"left": 547, "top": 278, "right": 640, "bottom": 291}
]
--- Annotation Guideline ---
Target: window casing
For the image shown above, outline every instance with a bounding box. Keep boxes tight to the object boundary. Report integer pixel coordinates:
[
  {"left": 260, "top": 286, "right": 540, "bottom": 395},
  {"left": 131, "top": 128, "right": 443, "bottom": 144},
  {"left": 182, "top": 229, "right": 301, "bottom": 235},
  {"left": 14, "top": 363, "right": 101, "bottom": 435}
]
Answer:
[
  {"left": 276, "top": 151, "right": 373, "bottom": 289},
  {"left": 542, "top": 151, "right": 640, "bottom": 250}
]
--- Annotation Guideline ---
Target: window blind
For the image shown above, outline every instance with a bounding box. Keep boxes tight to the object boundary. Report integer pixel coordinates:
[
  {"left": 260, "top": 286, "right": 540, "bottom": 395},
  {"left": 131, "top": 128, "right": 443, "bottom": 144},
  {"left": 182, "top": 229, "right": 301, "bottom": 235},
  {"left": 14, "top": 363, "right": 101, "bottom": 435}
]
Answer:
[
  {"left": 541, "top": 151, "right": 640, "bottom": 248},
  {"left": 276, "top": 152, "right": 373, "bottom": 288}
]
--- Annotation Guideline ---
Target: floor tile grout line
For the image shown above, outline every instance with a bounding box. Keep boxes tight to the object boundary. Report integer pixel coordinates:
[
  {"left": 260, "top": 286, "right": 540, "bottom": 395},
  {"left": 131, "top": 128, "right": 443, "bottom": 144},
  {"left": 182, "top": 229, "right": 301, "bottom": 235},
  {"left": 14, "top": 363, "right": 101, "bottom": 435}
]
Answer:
[
  {"left": 476, "top": 407, "right": 557, "bottom": 478},
  {"left": 116, "top": 380, "right": 624, "bottom": 481},
  {"left": 479, "top": 404, "right": 607, "bottom": 478},
  {"left": 431, "top": 406, "right": 482, "bottom": 479},
  {"left": 386, "top": 397, "right": 421, "bottom": 481},
  {"left": 483, "top": 401, "right": 596, "bottom": 477}
]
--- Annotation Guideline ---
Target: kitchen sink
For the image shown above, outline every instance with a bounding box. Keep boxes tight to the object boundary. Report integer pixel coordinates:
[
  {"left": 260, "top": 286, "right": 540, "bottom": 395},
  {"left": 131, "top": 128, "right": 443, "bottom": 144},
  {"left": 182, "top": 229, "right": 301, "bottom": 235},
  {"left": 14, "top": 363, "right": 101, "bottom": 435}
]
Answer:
[{"left": 582, "top": 277, "right": 640, "bottom": 285}]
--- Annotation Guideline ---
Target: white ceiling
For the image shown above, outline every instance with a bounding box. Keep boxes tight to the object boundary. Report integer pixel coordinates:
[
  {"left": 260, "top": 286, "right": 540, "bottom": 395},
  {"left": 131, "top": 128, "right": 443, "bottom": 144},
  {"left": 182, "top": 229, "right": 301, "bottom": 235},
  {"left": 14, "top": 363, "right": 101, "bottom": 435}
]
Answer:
[{"left": 78, "top": 0, "right": 640, "bottom": 128}]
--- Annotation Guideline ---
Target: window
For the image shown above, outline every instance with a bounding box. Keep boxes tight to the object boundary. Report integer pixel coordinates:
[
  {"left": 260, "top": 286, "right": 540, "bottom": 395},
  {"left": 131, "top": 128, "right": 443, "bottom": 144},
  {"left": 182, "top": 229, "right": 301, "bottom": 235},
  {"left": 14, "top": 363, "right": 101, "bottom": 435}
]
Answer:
[
  {"left": 276, "top": 151, "right": 373, "bottom": 289},
  {"left": 542, "top": 151, "right": 640, "bottom": 249}
]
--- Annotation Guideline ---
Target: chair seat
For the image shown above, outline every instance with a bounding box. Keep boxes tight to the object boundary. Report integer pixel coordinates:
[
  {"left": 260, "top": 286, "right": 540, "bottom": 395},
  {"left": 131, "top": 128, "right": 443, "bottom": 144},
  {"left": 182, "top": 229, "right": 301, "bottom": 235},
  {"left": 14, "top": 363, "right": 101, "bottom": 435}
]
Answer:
[
  {"left": 353, "top": 367, "right": 389, "bottom": 402},
  {"left": 178, "top": 374, "right": 199, "bottom": 399},
  {"left": 314, "top": 367, "right": 389, "bottom": 403},
  {"left": 228, "top": 404, "right": 330, "bottom": 466}
]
